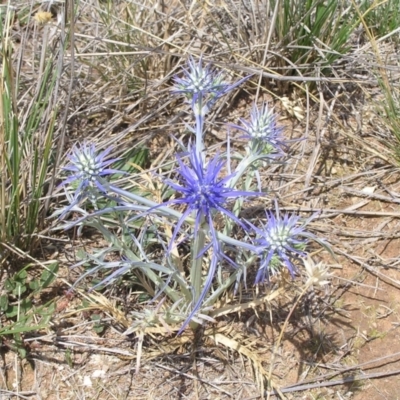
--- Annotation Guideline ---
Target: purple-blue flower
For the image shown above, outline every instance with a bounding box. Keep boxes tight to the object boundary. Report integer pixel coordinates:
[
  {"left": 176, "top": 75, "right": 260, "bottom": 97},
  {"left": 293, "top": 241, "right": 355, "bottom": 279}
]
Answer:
[
  {"left": 165, "top": 149, "right": 257, "bottom": 246},
  {"left": 172, "top": 56, "right": 249, "bottom": 116},
  {"left": 172, "top": 55, "right": 224, "bottom": 98},
  {"left": 59, "top": 142, "right": 123, "bottom": 200},
  {"left": 164, "top": 149, "right": 259, "bottom": 333},
  {"left": 249, "top": 206, "right": 317, "bottom": 284},
  {"left": 232, "top": 103, "right": 286, "bottom": 155}
]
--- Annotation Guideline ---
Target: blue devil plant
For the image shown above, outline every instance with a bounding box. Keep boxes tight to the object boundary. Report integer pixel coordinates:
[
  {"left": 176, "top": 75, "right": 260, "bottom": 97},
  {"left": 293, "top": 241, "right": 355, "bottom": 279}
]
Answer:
[{"left": 57, "top": 56, "right": 324, "bottom": 334}]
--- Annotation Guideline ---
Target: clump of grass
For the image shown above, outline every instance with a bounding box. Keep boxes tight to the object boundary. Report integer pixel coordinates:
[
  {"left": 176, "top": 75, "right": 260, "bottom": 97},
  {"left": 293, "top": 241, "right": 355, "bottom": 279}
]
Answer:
[
  {"left": 0, "top": 4, "right": 64, "bottom": 261},
  {"left": 358, "top": 0, "right": 400, "bottom": 41},
  {"left": 381, "top": 87, "right": 400, "bottom": 163},
  {"left": 269, "top": 0, "right": 354, "bottom": 77},
  {"left": 0, "top": 1, "right": 68, "bottom": 357},
  {"left": 352, "top": 0, "right": 400, "bottom": 164}
]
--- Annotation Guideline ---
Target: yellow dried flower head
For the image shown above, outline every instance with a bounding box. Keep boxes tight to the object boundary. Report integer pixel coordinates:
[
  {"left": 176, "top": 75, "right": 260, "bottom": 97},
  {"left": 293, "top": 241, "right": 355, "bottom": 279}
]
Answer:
[{"left": 33, "top": 11, "right": 53, "bottom": 25}]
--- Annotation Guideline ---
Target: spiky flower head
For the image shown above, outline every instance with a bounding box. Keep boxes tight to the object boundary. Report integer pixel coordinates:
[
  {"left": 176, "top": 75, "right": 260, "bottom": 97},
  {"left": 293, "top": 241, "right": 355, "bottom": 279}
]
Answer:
[
  {"left": 173, "top": 56, "right": 223, "bottom": 99},
  {"left": 172, "top": 56, "right": 249, "bottom": 116},
  {"left": 233, "top": 103, "right": 286, "bottom": 156},
  {"left": 249, "top": 206, "right": 317, "bottom": 284},
  {"left": 164, "top": 148, "right": 259, "bottom": 333},
  {"left": 165, "top": 149, "right": 257, "bottom": 243},
  {"left": 59, "top": 142, "right": 123, "bottom": 207}
]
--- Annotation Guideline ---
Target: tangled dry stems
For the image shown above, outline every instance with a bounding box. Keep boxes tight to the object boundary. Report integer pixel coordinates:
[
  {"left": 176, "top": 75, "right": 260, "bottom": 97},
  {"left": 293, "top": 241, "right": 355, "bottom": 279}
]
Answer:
[{"left": 1, "top": 0, "right": 400, "bottom": 398}]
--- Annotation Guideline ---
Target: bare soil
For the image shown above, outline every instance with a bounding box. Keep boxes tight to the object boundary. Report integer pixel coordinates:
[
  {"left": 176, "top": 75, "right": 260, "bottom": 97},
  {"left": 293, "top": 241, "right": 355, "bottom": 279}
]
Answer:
[{"left": 2, "top": 1, "right": 400, "bottom": 399}]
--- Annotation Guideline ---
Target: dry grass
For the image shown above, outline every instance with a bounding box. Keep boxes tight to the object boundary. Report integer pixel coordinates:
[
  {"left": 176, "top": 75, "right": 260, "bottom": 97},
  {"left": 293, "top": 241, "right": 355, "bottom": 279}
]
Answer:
[{"left": 1, "top": 0, "right": 400, "bottom": 399}]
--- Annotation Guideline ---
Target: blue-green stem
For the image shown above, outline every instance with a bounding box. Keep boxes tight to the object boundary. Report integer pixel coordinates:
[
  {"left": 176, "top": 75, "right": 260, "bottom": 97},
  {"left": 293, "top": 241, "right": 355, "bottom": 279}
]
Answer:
[
  {"left": 194, "top": 99, "right": 205, "bottom": 158},
  {"left": 63, "top": 186, "right": 256, "bottom": 253},
  {"left": 188, "top": 215, "right": 206, "bottom": 330},
  {"left": 228, "top": 153, "right": 266, "bottom": 189}
]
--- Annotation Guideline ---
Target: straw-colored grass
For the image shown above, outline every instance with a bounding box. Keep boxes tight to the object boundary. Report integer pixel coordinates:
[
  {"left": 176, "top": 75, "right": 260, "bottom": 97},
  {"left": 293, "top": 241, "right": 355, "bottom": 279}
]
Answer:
[{"left": 1, "top": 1, "right": 400, "bottom": 399}]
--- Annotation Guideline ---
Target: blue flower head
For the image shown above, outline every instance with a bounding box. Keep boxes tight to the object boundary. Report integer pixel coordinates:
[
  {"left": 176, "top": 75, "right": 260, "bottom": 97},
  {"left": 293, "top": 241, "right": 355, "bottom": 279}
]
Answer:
[
  {"left": 164, "top": 148, "right": 259, "bottom": 332},
  {"left": 165, "top": 149, "right": 257, "bottom": 245},
  {"left": 232, "top": 103, "right": 286, "bottom": 156},
  {"left": 249, "top": 205, "right": 317, "bottom": 284},
  {"left": 172, "top": 56, "right": 249, "bottom": 116},
  {"left": 172, "top": 56, "right": 224, "bottom": 99},
  {"left": 59, "top": 142, "right": 123, "bottom": 207}
]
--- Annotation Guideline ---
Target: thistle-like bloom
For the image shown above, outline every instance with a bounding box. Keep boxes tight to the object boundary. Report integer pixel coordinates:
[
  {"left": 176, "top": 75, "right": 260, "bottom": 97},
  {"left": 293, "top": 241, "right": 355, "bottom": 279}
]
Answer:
[
  {"left": 232, "top": 103, "right": 286, "bottom": 155},
  {"left": 165, "top": 149, "right": 257, "bottom": 245},
  {"left": 164, "top": 149, "right": 259, "bottom": 332},
  {"left": 249, "top": 206, "right": 317, "bottom": 284},
  {"left": 59, "top": 142, "right": 123, "bottom": 200},
  {"left": 172, "top": 56, "right": 249, "bottom": 116},
  {"left": 173, "top": 56, "right": 224, "bottom": 98}
]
